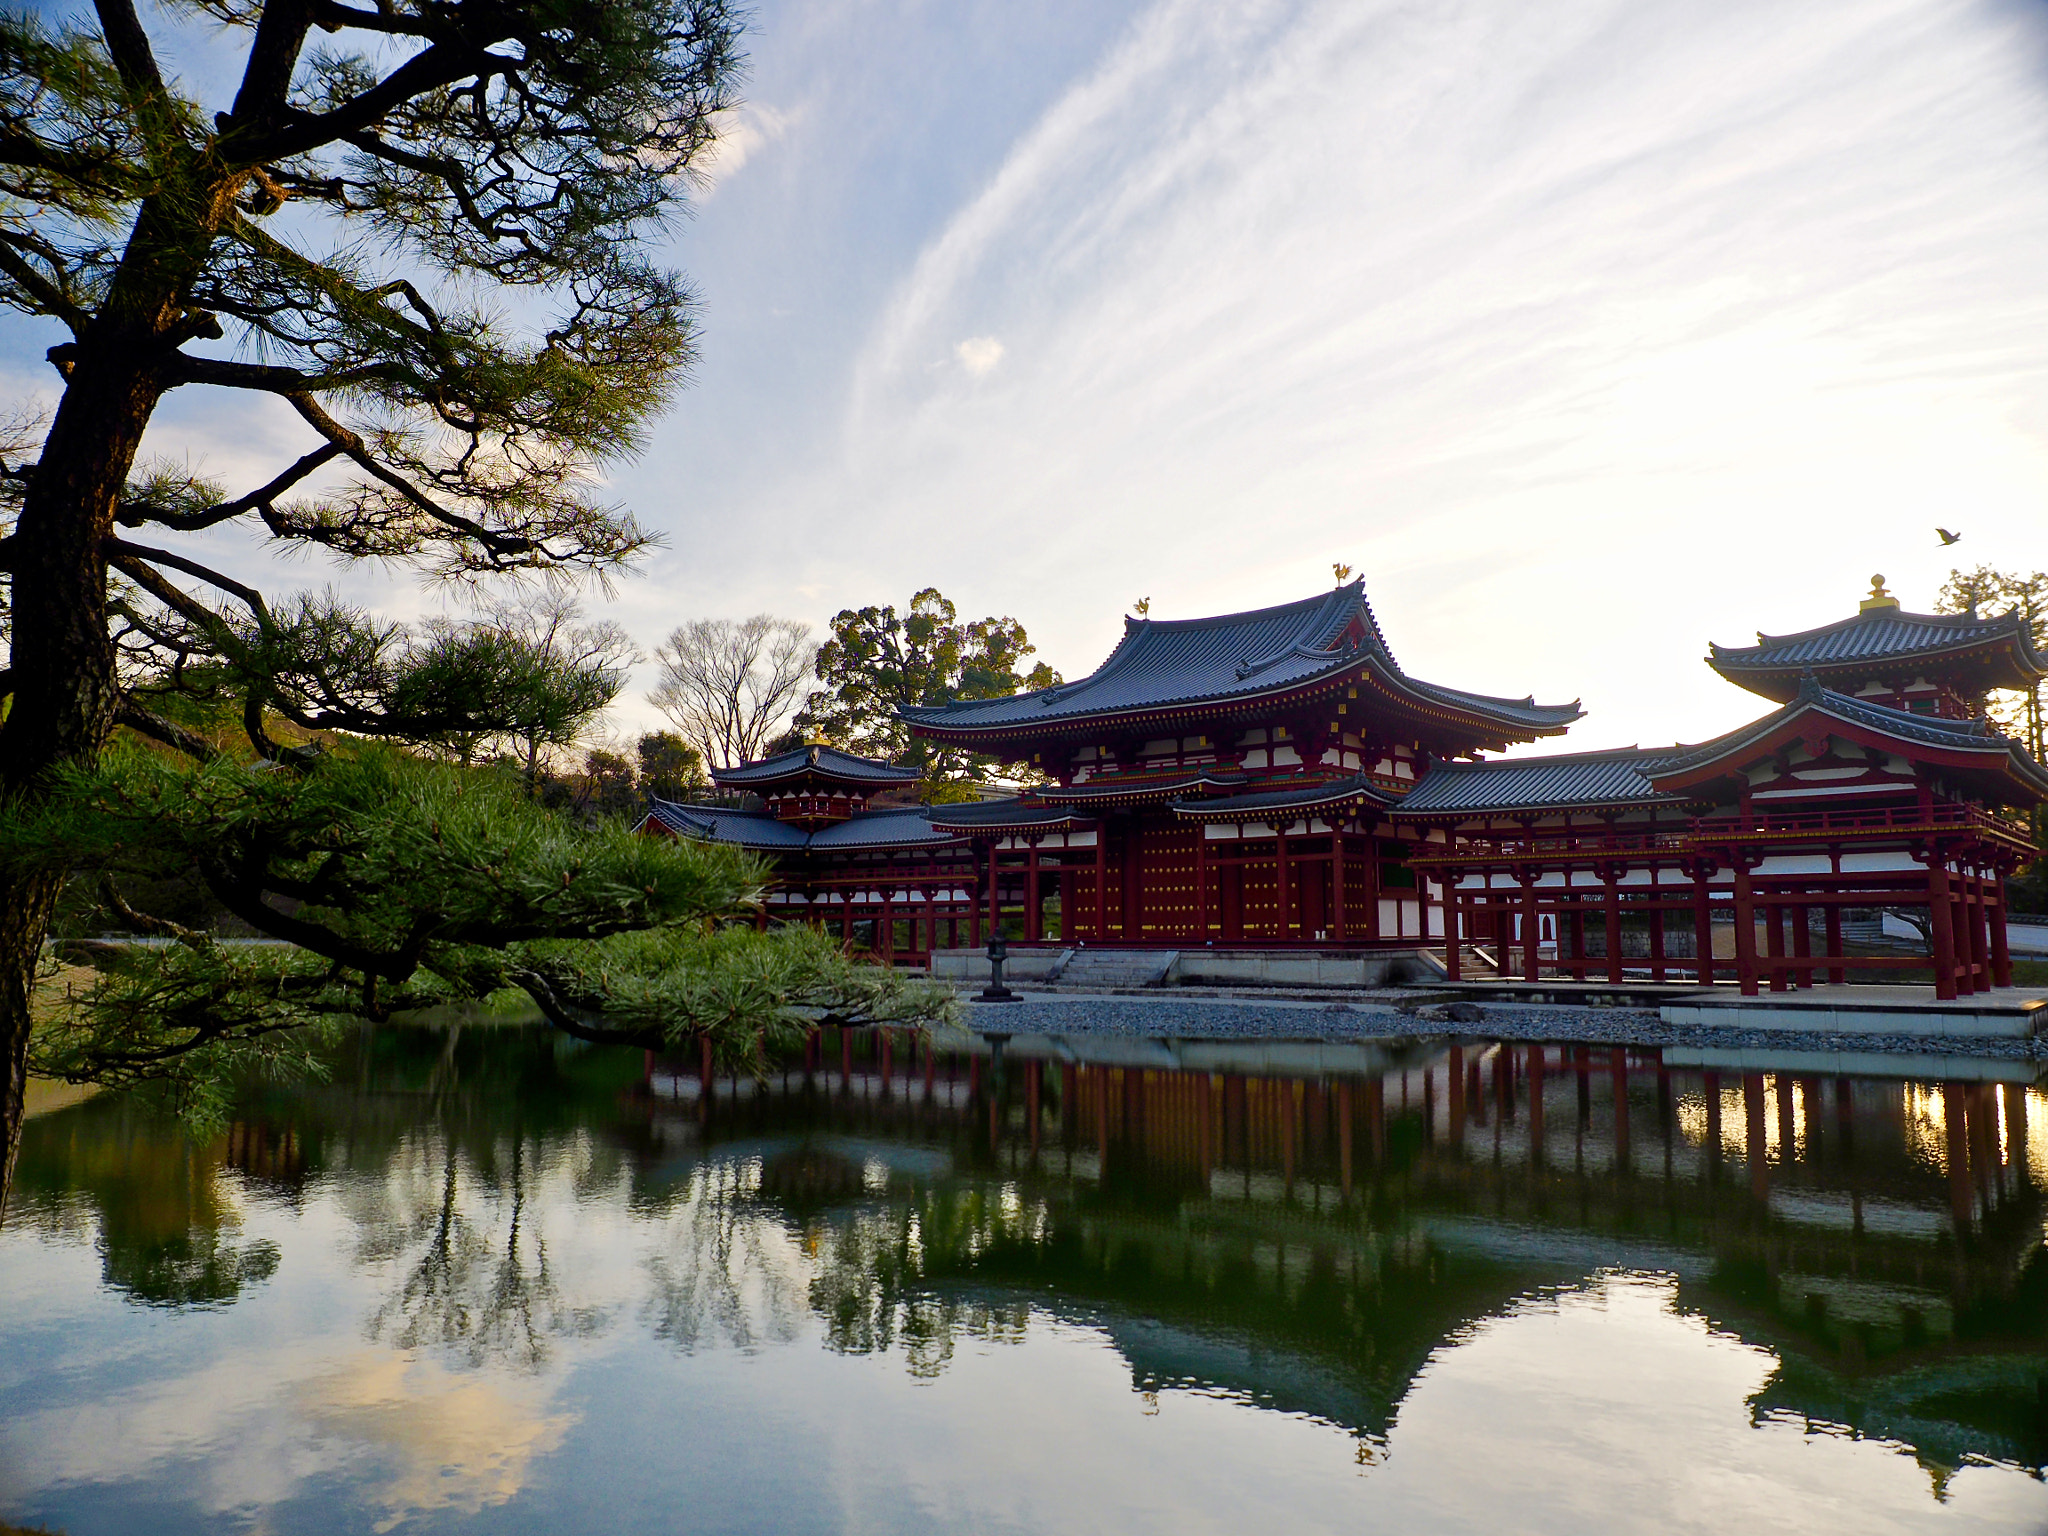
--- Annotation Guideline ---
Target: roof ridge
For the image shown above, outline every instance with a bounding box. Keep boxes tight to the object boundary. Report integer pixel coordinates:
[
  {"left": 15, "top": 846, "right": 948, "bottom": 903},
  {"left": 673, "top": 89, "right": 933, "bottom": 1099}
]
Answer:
[
  {"left": 1714, "top": 606, "right": 2017, "bottom": 657},
  {"left": 1126, "top": 578, "right": 1365, "bottom": 634}
]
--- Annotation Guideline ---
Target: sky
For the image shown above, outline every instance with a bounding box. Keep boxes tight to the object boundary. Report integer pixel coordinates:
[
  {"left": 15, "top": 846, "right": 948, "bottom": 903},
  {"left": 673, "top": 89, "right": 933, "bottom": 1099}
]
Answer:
[{"left": 19, "top": 0, "right": 2048, "bottom": 754}]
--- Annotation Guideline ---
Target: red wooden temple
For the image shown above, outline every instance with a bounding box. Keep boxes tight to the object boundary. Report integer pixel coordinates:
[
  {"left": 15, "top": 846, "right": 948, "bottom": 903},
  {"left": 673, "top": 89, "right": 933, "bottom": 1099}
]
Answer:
[{"left": 641, "top": 575, "right": 2048, "bottom": 1000}]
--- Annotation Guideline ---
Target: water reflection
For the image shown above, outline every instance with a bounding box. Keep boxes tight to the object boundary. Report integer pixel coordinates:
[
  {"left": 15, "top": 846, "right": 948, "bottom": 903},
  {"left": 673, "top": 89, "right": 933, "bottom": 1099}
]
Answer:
[
  {"left": 3, "top": 1023, "right": 2045, "bottom": 1533},
  {"left": 644, "top": 1031, "right": 2048, "bottom": 1480}
]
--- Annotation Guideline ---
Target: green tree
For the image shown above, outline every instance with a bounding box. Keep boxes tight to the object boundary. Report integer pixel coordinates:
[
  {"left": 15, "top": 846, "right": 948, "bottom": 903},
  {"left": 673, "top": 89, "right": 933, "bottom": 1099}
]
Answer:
[
  {"left": 795, "top": 588, "right": 1060, "bottom": 792},
  {"left": 1939, "top": 564, "right": 2048, "bottom": 909},
  {"left": 1938, "top": 566, "right": 2047, "bottom": 761},
  {"left": 575, "top": 746, "right": 639, "bottom": 820},
  {"left": 637, "top": 730, "right": 705, "bottom": 802},
  {"left": 0, "top": 0, "right": 947, "bottom": 1209}
]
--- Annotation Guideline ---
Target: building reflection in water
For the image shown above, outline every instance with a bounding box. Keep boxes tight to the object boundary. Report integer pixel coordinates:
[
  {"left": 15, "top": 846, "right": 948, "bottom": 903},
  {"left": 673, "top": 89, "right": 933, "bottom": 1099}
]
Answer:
[
  {"left": 646, "top": 1028, "right": 2048, "bottom": 1481},
  {"left": 9, "top": 1021, "right": 2044, "bottom": 1507}
]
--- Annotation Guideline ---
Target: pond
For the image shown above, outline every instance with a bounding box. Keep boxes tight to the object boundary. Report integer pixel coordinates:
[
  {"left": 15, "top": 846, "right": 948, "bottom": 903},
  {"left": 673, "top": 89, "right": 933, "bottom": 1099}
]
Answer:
[{"left": 3, "top": 1024, "right": 2045, "bottom": 1534}]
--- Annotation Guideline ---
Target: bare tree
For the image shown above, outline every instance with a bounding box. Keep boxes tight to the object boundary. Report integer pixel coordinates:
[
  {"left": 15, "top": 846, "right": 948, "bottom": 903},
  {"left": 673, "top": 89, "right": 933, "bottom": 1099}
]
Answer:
[
  {"left": 447, "top": 591, "right": 640, "bottom": 791},
  {"left": 650, "top": 616, "right": 814, "bottom": 768}
]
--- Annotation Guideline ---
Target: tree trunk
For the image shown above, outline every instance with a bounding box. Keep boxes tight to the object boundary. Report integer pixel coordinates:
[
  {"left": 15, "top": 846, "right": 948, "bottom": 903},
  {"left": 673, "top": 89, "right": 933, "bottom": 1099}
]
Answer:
[
  {"left": 0, "top": 134, "right": 248, "bottom": 1213},
  {"left": 0, "top": 338, "right": 176, "bottom": 1216}
]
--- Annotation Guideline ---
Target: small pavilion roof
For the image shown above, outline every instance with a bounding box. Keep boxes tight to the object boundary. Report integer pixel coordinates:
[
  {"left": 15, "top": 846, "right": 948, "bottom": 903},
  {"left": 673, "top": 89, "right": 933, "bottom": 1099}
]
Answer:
[
  {"left": 807, "top": 806, "right": 961, "bottom": 851},
  {"left": 899, "top": 580, "right": 1581, "bottom": 743},
  {"left": 640, "top": 800, "right": 811, "bottom": 850},
  {"left": 1390, "top": 747, "right": 1691, "bottom": 819},
  {"left": 709, "top": 743, "right": 920, "bottom": 790},
  {"left": 639, "top": 798, "right": 963, "bottom": 852},
  {"left": 1708, "top": 604, "right": 2047, "bottom": 700}
]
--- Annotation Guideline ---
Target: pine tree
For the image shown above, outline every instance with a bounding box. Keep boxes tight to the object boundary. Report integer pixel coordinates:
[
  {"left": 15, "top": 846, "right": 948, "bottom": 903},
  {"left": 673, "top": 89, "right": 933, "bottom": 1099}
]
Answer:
[{"left": 0, "top": 0, "right": 948, "bottom": 1208}]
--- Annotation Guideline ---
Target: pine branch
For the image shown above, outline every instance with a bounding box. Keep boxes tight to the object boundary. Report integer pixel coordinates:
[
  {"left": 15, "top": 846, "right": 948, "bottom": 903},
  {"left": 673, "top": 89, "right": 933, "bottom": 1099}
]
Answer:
[
  {"left": 114, "top": 698, "right": 222, "bottom": 763},
  {"left": 115, "top": 443, "right": 343, "bottom": 531}
]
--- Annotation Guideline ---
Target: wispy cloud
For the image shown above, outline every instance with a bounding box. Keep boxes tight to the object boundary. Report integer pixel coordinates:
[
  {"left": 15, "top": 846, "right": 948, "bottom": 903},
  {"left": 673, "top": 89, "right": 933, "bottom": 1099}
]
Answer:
[{"left": 776, "top": 0, "right": 2048, "bottom": 747}]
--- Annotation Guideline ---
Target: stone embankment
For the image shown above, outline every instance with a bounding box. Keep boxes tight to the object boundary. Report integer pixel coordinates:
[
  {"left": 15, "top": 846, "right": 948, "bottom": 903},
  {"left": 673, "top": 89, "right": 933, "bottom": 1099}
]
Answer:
[{"left": 961, "top": 992, "right": 2048, "bottom": 1061}]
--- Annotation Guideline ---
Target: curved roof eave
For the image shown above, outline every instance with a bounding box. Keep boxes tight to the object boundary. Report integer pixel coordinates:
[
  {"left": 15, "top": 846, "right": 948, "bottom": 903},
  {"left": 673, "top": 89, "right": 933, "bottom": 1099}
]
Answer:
[
  {"left": 1645, "top": 686, "right": 2048, "bottom": 801},
  {"left": 1707, "top": 608, "right": 2048, "bottom": 685},
  {"left": 896, "top": 579, "right": 1578, "bottom": 742}
]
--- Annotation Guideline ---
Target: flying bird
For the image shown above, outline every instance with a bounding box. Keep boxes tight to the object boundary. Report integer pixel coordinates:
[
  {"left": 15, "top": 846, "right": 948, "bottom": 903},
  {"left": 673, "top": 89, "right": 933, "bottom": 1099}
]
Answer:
[{"left": 1937, "top": 527, "right": 1962, "bottom": 546}]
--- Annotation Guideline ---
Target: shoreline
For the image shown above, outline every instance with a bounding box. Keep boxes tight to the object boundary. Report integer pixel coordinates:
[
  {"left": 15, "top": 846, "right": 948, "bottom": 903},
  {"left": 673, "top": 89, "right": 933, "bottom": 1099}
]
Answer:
[{"left": 960, "top": 993, "right": 2048, "bottom": 1061}]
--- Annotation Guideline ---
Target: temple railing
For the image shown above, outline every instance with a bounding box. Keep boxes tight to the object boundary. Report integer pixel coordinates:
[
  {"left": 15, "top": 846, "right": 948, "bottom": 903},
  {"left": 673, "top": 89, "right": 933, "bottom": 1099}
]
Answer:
[{"left": 1411, "top": 802, "right": 2035, "bottom": 866}]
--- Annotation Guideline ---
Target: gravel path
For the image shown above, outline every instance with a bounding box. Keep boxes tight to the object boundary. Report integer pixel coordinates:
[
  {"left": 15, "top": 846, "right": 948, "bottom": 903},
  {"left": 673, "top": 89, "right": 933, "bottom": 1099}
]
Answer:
[{"left": 961, "top": 992, "right": 2048, "bottom": 1059}]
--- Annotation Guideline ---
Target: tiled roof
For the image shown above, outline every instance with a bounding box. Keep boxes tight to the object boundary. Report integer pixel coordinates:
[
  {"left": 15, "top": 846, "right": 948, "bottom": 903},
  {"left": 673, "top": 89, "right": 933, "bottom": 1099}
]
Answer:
[
  {"left": 899, "top": 580, "right": 1581, "bottom": 737},
  {"left": 1648, "top": 679, "right": 2048, "bottom": 794},
  {"left": 1391, "top": 748, "right": 1688, "bottom": 817},
  {"left": 1708, "top": 607, "right": 2046, "bottom": 682},
  {"left": 1039, "top": 768, "right": 1248, "bottom": 803},
  {"left": 924, "top": 800, "right": 1099, "bottom": 833},
  {"left": 640, "top": 800, "right": 810, "bottom": 850},
  {"left": 639, "top": 799, "right": 963, "bottom": 852},
  {"left": 1173, "top": 773, "right": 1397, "bottom": 820},
  {"left": 709, "top": 744, "right": 920, "bottom": 787},
  {"left": 1386, "top": 681, "right": 2048, "bottom": 816},
  {"left": 807, "top": 806, "right": 962, "bottom": 850}
]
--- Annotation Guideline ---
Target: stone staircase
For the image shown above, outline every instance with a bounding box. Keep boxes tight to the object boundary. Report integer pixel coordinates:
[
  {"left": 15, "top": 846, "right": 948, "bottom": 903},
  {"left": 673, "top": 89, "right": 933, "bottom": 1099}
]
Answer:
[{"left": 1042, "top": 948, "right": 1179, "bottom": 991}]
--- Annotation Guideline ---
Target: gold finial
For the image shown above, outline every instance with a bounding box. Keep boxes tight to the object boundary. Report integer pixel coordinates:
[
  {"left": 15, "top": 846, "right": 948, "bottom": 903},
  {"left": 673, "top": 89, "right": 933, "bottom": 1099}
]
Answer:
[
  {"left": 1132, "top": 596, "right": 1150, "bottom": 618},
  {"left": 1860, "top": 574, "right": 1900, "bottom": 613},
  {"left": 1332, "top": 562, "right": 1353, "bottom": 584}
]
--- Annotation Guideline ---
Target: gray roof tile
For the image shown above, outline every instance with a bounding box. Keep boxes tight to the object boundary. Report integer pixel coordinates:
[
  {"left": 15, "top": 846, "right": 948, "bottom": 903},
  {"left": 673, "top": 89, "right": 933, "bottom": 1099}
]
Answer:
[
  {"left": 710, "top": 744, "right": 919, "bottom": 787},
  {"left": 640, "top": 799, "right": 961, "bottom": 852},
  {"left": 1392, "top": 749, "right": 1686, "bottom": 816},
  {"left": 1709, "top": 607, "right": 2046, "bottom": 680},
  {"left": 1173, "top": 773, "right": 1397, "bottom": 819},
  {"left": 899, "top": 580, "right": 1580, "bottom": 737}
]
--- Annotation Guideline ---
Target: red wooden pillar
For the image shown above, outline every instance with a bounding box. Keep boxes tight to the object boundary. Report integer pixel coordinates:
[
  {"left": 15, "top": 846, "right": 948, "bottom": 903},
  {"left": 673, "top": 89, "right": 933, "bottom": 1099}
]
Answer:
[
  {"left": 1646, "top": 867, "right": 1665, "bottom": 983},
  {"left": 1277, "top": 829, "right": 1292, "bottom": 942},
  {"left": 1763, "top": 893, "right": 1786, "bottom": 993},
  {"left": 1928, "top": 857, "right": 1957, "bottom": 1002},
  {"left": 1692, "top": 870, "right": 1714, "bottom": 986},
  {"left": 1992, "top": 868, "right": 2013, "bottom": 988},
  {"left": 1445, "top": 877, "right": 1463, "bottom": 981},
  {"left": 1024, "top": 839, "right": 1042, "bottom": 944},
  {"left": 1790, "top": 889, "right": 1812, "bottom": 989},
  {"left": 1824, "top": 898, "right": 1844, "bottom": 986},
  {"left": 1732, "top": 862, "right": 1759, "bottom": 996},
  {"left": 1094, "top": 827, "right": 1108, "bottom": 941},
  {"left": 842, "top": 892, "right": 855, "bottom": 948},
  {"left": 1332, "top": 827, "right": 1347, "bottom": 943},
  {"left": 1967, "top": 864, "right": 1990, "bottom": 994},
  {"left": 1522, "top": 875, "right": 1540, "bottom": 982},
  {"left": 1602, "top": 866, "right": 1623, "bottom": 984},
  {"left": 879, "top": 892, "right": 894, "bottom": 967},
  {"left": 987, "top": 839, "right": 1002, "bottom": 939},
  {"left": 1362, "top": 832, "right": 1381, "bottom": 941}
]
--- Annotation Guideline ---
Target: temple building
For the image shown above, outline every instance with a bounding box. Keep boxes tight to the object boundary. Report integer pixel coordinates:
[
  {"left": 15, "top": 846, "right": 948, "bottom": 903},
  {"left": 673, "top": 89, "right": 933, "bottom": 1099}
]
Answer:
[{"left": 640, "top": 575, "right": 2047, "bottom": 1001}]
